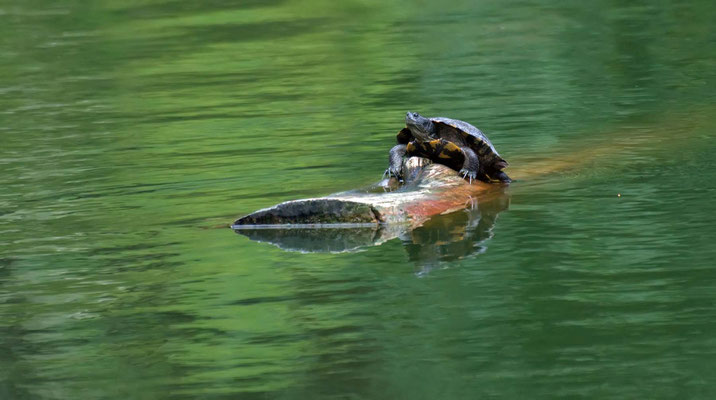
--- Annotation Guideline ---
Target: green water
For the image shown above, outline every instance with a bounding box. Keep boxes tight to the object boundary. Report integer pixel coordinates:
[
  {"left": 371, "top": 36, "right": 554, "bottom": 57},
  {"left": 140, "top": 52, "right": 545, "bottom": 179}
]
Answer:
[{"left": 2, "top": 0, "right": 716, "bottom": 398}]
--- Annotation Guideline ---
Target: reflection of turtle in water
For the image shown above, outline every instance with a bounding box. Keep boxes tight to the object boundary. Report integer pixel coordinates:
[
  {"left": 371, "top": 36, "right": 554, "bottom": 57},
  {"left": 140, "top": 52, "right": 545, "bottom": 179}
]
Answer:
[
  {"left": 401, "top": 192, "right": 510, "bottom": 276},
  {"left": 387, "top": 112, "right": 511, "bottom": 183}
]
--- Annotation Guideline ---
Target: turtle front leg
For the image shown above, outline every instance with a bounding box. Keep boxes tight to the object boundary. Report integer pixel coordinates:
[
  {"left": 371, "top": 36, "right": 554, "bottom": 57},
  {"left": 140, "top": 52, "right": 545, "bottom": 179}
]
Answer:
[
  {"left": 459, "top": 147, "right": 479, "bottom": 183},
  {"left": 386, "top": 144, "right": 407, "bottom": 179}
]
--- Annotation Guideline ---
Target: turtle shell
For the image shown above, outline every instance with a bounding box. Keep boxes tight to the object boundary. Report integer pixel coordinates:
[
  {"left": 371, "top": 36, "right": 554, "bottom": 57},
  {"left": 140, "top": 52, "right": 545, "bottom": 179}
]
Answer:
[
  {"left": 406, "top": 138, "right": 465, "bottom": 172},
  {"left": 431, "top": 117, "right": 508, "bottom": 170}
]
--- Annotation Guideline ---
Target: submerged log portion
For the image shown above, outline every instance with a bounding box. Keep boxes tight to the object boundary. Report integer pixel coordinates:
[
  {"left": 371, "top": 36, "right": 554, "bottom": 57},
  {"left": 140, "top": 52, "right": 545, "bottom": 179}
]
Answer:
[{"left": 232, "top": 157, "right": 507, "bottom": 229}]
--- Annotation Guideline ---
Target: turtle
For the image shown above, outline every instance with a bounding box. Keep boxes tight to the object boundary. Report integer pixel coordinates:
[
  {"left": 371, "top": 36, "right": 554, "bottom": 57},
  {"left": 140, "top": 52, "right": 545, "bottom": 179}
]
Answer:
[{"left": 386, "top": 112, "right": 511, "bottom": 183}]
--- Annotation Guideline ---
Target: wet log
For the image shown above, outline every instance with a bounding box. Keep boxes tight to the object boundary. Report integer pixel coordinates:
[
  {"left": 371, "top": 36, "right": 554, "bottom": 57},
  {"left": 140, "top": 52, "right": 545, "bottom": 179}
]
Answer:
[{"left": 232, "top": 157, "right": 507, "bottom": 229}]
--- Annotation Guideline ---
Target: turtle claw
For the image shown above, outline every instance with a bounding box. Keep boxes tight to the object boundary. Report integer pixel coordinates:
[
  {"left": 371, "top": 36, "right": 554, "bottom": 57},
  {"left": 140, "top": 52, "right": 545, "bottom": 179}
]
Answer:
[
  {"left": 459, "top": 169, "right": 476, "bottom": 184},
  {"left": 383, "top": 168, "right": 403, "bottom": 181}
]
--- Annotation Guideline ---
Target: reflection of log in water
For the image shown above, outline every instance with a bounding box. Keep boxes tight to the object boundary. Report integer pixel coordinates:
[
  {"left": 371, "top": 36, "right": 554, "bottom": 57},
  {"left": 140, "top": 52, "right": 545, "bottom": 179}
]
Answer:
[
  {"left": 237, "top": 224, "right": 401, "bottom": 253},
  {"left": 402, "top": 192, "right": 509, "bottom": 275}
]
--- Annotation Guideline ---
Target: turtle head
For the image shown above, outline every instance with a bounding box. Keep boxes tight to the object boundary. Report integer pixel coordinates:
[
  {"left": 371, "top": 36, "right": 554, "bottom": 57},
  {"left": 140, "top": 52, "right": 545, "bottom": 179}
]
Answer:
[{"left": 405, "top": 111, "right": 435, "bottom": 141}]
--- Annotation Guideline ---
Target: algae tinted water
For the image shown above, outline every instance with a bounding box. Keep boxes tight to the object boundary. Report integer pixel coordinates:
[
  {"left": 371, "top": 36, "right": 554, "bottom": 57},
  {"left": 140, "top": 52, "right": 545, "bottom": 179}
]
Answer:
[{"left": 2, "top": 0, "right": 716, "bottom": 398}]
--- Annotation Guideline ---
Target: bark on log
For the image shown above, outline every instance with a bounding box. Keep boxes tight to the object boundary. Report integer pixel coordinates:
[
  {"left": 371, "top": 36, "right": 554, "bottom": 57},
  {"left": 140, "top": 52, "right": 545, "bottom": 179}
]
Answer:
[{"left": 232, "top": 157, "right": 507, "bottom": 229}]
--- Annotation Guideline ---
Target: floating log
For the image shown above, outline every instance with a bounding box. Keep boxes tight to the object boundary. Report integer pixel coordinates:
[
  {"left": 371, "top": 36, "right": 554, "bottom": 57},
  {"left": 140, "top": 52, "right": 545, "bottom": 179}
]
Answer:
[{"left": 232, "top": 157, "right": 507, "bottom": 229}]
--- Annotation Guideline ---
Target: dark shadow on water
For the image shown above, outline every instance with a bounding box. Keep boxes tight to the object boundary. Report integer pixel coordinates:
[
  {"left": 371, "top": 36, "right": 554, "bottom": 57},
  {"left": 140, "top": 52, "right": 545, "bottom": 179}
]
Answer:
[{"left": 234, "top": 191, "right": 510, "bottom": 273}]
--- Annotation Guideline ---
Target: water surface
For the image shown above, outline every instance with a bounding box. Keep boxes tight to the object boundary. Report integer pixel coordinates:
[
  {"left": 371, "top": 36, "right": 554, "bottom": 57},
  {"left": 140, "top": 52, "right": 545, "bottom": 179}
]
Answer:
[{"left": 2, "top": 0, "right": 716, "bottom": 398}]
